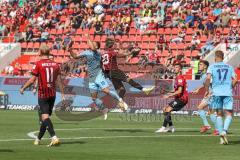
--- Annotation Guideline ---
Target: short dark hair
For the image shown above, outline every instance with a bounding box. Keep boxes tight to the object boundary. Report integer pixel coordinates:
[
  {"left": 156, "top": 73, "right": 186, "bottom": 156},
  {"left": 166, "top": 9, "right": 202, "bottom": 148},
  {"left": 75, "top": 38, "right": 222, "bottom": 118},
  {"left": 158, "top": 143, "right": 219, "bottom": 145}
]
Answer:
[
  {"left": 174, "top": 61, "right": 183, "bottom": 69},
  {"left": 199, "top": 60, "right": 209, "bottom": 68},
  {"left": 95, "top": 42, "right": 100, "bottom": 49},
  {"left": 215, "top": 50, "right": 224, "bottom": 59},
  {"left": 105, "top": 38, "right": 115, "bottom": 49}
]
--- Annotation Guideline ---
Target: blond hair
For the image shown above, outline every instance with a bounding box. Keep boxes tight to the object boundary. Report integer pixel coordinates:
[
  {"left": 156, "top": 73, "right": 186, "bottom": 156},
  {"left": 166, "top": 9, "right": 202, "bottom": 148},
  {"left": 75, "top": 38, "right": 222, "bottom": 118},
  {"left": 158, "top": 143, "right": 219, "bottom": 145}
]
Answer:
[{"left": 39, "top": 44, "right": 50, "bottom": 56}]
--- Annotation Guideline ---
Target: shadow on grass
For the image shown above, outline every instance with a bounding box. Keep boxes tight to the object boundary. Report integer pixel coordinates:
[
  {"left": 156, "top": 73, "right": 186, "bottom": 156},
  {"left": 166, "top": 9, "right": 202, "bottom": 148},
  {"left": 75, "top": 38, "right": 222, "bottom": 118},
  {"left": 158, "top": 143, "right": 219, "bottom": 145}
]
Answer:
[
  {"left": 228, "top": 141, "right": 240, "bottom": 145},
  {"left": 0, "top": 149, "right": 14, "bottom": 153},
  {"left": 61, "top": 140, "right": 86, "bottom": 145}
]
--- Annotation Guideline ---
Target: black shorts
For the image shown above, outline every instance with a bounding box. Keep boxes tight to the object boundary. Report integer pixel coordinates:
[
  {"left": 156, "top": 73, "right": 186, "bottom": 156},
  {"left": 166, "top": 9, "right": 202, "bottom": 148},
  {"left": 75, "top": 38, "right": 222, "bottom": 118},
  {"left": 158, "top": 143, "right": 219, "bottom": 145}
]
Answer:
[
  {"left": 38, "top": 97, "right": 56, "bottom": 115},
  {"left": 104, "top": 69, "right": 128, "bottom": 90},
  {"left": 168, "top": 99, "right": 187, "bottom": 111}
]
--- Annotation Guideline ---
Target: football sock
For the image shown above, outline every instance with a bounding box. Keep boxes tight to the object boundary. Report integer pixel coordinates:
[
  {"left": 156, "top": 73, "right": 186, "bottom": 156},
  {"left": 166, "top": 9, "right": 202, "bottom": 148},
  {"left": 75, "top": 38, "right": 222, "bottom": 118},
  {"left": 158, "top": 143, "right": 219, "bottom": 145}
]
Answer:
[
  {"left": 44, "top": 118, "right": 56, "bottom": 137},
  {"left": 210, "top": 113, "right": 217, "bottom": 130},
  {"left": 118, "top": 88, "right": 126, "bottom": 99},
  {"left": 198, "top": 110, "right": 210, "bottom": 126},
  {"left": 223, "top": 115, "right": 232, "bottom": 132},
  {"left": 163, "top": 112, "right": 172, "bottom": 127},
  {"left": 216, "top": 116, "right": 223, "bottom": 134},
  {"left": 128, "top": 79, "right": 143, "bottom": 90},
  {"left": 94, "top": 98, "right": 105, "bottom": 110},
  {"left": 108, "top": 90, "right": 121, "bottom": 101},
  {"left": 37, "top": 122, "right": 47, "bottom": 140}
]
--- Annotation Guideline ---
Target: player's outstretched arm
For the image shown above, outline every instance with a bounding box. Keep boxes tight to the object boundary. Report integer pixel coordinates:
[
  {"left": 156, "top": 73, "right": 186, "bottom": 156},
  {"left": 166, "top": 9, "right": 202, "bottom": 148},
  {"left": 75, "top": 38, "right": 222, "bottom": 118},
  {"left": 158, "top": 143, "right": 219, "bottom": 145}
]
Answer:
[
  {"left": 32, "top": 79, "right": 38, "bottom": 95},
  {"left": 85, "top": 34, "right": 97, "bottom": 51},
  {"left": 164, "top": 87, "right": 183, "bottom": 99},
  {"left": 192, "top": 86, "right": 204, "bottom": 94},
  {"left": 20, "top": 76, "right": 37, "bottom": 94},
  {"left": 204, "top": 74, "right": 211, "bottom": 96}
]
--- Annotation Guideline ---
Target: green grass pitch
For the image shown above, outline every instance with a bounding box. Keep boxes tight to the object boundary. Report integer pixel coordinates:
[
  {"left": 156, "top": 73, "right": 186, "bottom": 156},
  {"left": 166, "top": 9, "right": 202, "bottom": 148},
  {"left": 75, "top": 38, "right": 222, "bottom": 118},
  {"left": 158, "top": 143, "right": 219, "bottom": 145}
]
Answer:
[{"left": 0, "top": 110, "right": 240, "bottom": 160}]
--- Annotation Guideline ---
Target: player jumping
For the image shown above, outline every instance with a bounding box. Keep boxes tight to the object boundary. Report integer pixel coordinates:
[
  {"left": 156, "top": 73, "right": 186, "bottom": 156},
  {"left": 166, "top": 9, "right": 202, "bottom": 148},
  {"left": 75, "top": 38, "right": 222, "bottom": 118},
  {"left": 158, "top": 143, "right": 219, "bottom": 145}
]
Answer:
[
  {"left": 192, "top": 60, "right": 218, "bottom": 135},
  {"left": 68, "top": 34, "right": 128, "bottom": 118},
  {"left": 155, "top": 62, "right": 188, "bottom": 133},
  {"left": 205, "top": 50, "right": 237, "bottom": 145},
  {"left": 102, "top": 38, "right": 155, "bottom": 98},
  {"left": 20, "top": 44, "right": 64, "bottom": 147}
]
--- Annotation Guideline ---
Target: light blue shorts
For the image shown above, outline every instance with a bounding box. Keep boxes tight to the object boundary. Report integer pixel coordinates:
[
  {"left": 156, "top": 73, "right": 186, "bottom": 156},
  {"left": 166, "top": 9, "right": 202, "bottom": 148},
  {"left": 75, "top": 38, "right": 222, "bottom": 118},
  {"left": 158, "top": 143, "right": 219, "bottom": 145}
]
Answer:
[
  {"left": 89, "top": 73, "right": 109, "bottom": 93},
  {"left": 211, "top": 96, "right": 233, "bottom": 110}
]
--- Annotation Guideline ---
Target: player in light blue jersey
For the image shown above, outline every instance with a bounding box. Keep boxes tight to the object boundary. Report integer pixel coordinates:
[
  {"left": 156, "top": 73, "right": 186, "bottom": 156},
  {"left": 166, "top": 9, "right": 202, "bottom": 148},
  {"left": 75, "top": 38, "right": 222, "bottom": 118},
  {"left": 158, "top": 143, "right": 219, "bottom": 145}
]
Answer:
[
  {"left": 69, "top": 34, "right": 128, "bottom": 119},
  {"left": 192, "top": 60, "right": 218, "bottom": 135},
  {"left": 205, "top": 50, "right": 238, "bottom": 145}
]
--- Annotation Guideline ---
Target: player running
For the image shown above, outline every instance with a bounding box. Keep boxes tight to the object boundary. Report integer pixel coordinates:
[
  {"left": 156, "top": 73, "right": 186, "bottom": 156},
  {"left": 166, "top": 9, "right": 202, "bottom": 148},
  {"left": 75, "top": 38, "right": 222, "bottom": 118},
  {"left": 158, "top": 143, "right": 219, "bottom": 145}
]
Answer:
[
  {"left": 192, "top": 60, "right": 218, "bottom": 135},
  {"left": 20, "top": 44, "right": 64, "bottom": 147},
  {"left": 68, "top": 34, "right": 128, "bottom": 118},
  {"left": 102, "top": 38, "right": 155, "bottom": 98},
  {"left": 155, "top": 62, "right": 188, "bottom": 133},
  {"left": 205, "top": 50, "right": 237, "bottom": 145}
]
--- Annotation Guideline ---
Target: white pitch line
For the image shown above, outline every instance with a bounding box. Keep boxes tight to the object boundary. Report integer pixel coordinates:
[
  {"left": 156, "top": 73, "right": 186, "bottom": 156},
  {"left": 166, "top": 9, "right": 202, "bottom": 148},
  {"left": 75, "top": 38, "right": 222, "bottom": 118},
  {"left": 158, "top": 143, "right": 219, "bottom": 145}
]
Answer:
[
  {"left": 1, "top": 134, "right": 240, "bottom": 142},
  {"left": 26, "top": 127, "right": 240, "bottom": 140}
]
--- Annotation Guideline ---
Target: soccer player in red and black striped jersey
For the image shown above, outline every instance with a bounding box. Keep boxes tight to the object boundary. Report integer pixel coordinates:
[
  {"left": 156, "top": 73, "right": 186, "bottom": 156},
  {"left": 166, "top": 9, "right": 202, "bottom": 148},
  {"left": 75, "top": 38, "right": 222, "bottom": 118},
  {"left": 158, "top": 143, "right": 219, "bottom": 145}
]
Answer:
[
  {"left": 102, "top": 38, "right": 155, "bottom": 99},
  {"left": 156, "top": 62, "right": 188, "bottom": 133},
  {"left": 20, "top": 44, "right": 64, "bottom": 147}
]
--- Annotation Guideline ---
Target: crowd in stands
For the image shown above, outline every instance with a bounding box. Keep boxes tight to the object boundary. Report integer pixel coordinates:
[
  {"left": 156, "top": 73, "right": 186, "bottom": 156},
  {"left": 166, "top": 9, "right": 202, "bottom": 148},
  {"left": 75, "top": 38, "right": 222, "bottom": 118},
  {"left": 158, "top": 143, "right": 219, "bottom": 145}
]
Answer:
[{"left": 1, "top": 0, "right": 240, "bottom": 79}]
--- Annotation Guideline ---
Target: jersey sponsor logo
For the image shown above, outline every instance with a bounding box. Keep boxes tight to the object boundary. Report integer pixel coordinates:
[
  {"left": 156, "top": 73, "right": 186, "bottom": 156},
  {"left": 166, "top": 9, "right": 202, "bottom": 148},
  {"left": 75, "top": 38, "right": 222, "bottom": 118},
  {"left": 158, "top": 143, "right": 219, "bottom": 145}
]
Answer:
[{"left": 178, "top": 79, "right": 183, "bottom": 83}]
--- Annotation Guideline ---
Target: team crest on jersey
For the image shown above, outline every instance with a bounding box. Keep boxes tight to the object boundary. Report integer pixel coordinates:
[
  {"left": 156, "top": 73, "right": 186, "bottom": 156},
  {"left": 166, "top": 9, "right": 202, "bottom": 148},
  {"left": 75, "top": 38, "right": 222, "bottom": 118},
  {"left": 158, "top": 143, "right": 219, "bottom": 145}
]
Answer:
[{"left": 178, "top": 79, "right": 183, "bottom": 83}]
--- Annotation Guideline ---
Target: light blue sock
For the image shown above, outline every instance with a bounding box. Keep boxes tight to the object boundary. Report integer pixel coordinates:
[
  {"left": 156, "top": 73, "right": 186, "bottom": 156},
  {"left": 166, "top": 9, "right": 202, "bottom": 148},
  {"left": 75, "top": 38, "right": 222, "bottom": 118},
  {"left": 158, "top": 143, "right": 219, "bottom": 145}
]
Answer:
[
  {"left": 223, "top": 116, "right": 232, "bottom": 132},
  {"left": 198, "top": 110, "right": 210, "bottom": 126},
  {"left": 216, "top": 116, "right": 223, "bottom": 134},
  {"left": 210, "top": 114, "right": 217, "bottom": 130},
  {"left": 108, "top": 90, "right": 121, "bottom": 101},
  {"left": 94, "top": 98, "right": 105, "bottom": 110}
]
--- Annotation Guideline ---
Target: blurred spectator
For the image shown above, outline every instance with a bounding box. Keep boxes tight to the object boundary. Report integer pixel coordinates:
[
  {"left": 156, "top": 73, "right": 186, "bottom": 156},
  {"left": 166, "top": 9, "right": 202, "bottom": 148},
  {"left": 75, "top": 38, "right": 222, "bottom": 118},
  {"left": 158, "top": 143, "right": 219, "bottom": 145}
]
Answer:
[
  {"left": 144, "top": 20, "right": 157, "bottom": 35},
  {"left": 158, "top": 35, "right": 170, "bottom": 52},
  {"left": 200, "top": 35, "right": 215, "bottom": 57},
  {"left": 148, "top": 50, "right": 160, "bottom": 66},
  {"left": 212, "top": 3, "right": 222, "bottom": 16},
  {"left": 53, "top": 35, "right": 63, "bottom": 50},
  {"left": 171, "top": 30, "right": 185, "bottom": 43},
  {"left": 62, "top": 33, "right": 73, "bottom": 50},
  {"left": 196, "top": 19, "right": 205, "bottom": 36},
  {"left": 13, "top": 63, "right": 22, "bottom": 76},
  {"left": 25, "top": 27, "right": 34, "bottom": 42},
  {"left": 138, "top": 54, "right": 148, "bottom": 69},
  {"left": 186, "top": 35, "right": 201, "bottom": 52},
  {"left": 232, "top": 4, "right": 240, "bottom": 19},
  {"left": 0, "top": 21, "right": 6, "bottom": 36},
  {"left": 94, "top": 21, "right": 103, "bottom": 34},
  {"left": 4, "top": 65, "right": 14, "bottom": 75},
  {"left": 126, "top": 43, "right": 141, "bottom": 62},
  {"left": 185, "top": 11, "right": 195, "bottom": 27},
  {"left": 205, "top": 19, "right": 215, "bottom": 36},
  {"left": 37, "top": 28, "right": 50, "bottom": 42}
]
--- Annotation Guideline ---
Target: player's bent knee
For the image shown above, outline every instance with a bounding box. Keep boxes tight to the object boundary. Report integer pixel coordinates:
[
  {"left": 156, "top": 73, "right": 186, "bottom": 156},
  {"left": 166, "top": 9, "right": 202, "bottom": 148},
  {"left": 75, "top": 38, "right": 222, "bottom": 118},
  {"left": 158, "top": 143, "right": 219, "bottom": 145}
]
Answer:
[
  {"left": 101, "top": 87, "right": 110, "bottom": 94},
  {"left": 41, "top": 114, "right": 49, "bottom": 121}
]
